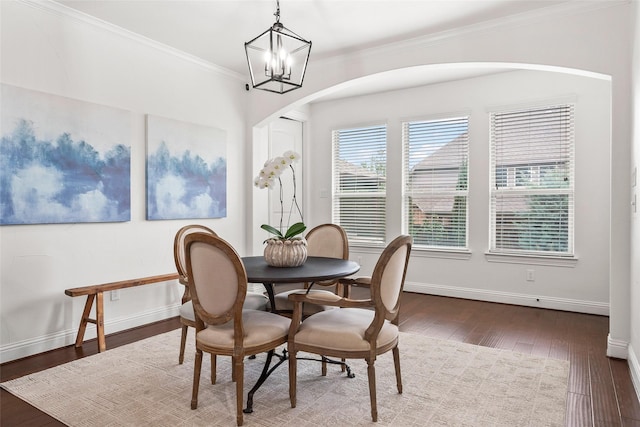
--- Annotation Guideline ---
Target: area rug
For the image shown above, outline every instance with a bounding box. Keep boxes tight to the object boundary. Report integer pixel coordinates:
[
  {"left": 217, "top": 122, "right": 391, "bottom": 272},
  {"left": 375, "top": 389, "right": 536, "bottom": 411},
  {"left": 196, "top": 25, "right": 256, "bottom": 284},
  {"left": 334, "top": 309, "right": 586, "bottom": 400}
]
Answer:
[{"left": 1, "top": 330, "right": 568, "bottom": 426}]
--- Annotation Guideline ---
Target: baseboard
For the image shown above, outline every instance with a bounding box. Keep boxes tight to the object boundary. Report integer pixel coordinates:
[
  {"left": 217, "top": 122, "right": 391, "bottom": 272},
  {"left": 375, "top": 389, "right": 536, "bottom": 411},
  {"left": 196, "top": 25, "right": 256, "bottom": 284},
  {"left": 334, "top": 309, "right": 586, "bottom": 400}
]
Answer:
[
  {"left": 606, "top": 334, "right": 630, "bottom": 359},
  {"left": 627, "top": 344, "right": 640, "bottom": 403},
  {"left": 0, "top": 285, "right": 611, "bottom": 364},
  {"left": 404, "top": 281, "right": 609, "bottom": 316},
  {"left": 0, "top": 304, "right": 180, "bottom": 364}
]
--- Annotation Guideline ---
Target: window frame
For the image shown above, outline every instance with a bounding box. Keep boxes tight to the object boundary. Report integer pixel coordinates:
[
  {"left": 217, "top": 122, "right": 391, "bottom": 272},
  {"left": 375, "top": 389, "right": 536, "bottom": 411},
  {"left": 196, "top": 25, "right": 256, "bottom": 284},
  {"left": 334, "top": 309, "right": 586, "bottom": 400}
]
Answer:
[
  {"left": 331, "top": 124, "right": 388, "bottom": 246},
  {"left": 402, "top": 116, "right": 470, "bottom": 252},
  {"left": 488, "top": 103, "right": 576, "bottom": 260}
]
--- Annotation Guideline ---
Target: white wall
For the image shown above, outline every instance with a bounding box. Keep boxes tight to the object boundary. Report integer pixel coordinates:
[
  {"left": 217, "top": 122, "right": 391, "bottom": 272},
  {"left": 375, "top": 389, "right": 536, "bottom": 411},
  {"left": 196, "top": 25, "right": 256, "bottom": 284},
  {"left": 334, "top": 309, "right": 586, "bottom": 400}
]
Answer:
[
  {"left": 308, "top": 70, "right": 611, "bottom": 313},
  {"left": 0, "top": 1, "right": 636, "bottom": 391},
  {"left": 0, "top": 1, "right": 247, "bottom": 362},
  {"left": 246, "top": 1, "right": 633, "bottom": 362},
  {"left": 630, "top": 0, "right": 640, "bottom": 401}
]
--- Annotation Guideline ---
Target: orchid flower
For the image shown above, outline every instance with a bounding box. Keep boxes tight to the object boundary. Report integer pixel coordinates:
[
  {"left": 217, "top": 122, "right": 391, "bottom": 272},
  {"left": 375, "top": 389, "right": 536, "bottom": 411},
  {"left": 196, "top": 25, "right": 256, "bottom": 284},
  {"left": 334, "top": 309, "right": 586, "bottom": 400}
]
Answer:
[{"left": 255, "top": 151, "right": 304, "bottom": 240}]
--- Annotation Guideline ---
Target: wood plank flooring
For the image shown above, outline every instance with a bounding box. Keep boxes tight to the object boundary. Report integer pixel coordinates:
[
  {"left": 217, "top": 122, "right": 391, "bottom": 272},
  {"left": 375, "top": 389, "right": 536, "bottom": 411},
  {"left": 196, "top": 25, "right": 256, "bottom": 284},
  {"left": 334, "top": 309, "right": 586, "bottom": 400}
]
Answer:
[{"left": 1, "top": 292, "right": 639, "bottom": 426}]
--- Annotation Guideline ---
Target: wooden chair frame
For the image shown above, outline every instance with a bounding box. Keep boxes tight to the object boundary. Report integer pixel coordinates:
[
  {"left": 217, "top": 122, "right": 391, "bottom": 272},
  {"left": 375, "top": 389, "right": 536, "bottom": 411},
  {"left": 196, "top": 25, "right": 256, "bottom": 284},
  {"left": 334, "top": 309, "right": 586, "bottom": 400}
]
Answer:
[
  {"left": 186, "top": 232, "right": 289, "bottom": 426},
  {"left": 287, "top": 235, "right": 412, "bottom": 422},
  {"left": 173, "top": 224, "right": 217, "bottom": 364}
]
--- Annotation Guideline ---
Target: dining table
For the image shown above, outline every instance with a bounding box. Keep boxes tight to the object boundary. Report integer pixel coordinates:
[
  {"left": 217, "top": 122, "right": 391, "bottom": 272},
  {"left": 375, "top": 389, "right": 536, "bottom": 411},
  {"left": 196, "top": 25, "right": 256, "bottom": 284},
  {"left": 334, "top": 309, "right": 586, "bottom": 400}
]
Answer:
[
  {"left": 240, "top": 255, "right": 360, "bottom": 414},
  {"left": 242, "top": 255, "right": 361, "bottom": 313}
]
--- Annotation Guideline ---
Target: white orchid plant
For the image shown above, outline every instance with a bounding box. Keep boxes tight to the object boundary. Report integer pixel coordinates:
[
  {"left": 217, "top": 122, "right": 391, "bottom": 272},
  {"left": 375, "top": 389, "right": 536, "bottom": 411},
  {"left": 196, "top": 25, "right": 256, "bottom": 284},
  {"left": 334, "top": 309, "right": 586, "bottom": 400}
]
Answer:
[{"left": 254, "top": 150, "right": 306, "bottom": 241}]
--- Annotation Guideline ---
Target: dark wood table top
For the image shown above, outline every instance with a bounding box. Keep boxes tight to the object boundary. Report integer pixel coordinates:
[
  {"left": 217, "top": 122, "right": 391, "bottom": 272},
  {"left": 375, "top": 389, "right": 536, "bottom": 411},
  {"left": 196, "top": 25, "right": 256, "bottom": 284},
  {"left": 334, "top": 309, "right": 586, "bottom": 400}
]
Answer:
[{"left": 241, "top": 256, "right": 360, "bottom": 284}]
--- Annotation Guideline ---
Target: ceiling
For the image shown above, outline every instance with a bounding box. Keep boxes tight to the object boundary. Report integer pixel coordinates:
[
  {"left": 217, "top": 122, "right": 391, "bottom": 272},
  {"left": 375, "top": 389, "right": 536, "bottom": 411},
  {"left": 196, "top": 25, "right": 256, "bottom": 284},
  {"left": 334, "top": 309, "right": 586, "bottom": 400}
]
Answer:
[{"left": 57, "top": 0, "right": 574, "bottom": 100}]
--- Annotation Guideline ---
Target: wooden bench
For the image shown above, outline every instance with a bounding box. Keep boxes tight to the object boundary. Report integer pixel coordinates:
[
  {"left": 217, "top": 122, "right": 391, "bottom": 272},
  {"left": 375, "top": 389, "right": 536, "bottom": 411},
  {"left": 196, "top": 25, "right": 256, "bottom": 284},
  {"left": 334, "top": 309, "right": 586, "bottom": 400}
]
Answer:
[{"left": 65, "top": 273, "right": 180, "bottom": 352}]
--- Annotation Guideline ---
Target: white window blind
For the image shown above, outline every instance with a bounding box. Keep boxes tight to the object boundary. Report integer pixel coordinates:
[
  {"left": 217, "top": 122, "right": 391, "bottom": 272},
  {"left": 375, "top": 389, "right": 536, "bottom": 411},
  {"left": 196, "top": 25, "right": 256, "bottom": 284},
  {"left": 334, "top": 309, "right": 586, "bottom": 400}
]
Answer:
[
  {"left": 332, "top": 125, "right": 387, "bottom": 245},
  {"left": 490, "top": 104, "right": 575, "bottom": 255},
  {"left": 403, "top": 117, "right": 469, "bottom": 249}
]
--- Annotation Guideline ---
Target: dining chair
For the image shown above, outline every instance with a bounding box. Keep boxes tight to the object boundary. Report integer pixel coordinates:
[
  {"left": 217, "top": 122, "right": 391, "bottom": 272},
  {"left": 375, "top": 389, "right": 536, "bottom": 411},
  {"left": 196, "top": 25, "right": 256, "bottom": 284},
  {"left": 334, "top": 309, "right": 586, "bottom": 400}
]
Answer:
[
  {"left": 287, "top": 235, "right": 412, "bottom": 422},
  {"left": 173, "top": 225, "right": 269, "bottom": 364},
  {"left": 273, "top": 223, "right": 350, "bottom": 316},
  {"left": 185, "top": 232, "right": 291, "bottom": 426}
]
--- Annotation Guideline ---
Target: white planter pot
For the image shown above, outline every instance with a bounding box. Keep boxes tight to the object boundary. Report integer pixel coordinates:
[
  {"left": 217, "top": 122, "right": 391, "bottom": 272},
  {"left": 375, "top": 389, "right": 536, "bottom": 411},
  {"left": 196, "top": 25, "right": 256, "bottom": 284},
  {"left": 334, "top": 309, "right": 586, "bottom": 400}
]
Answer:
[{"left": 263, "top": 238, "right": 308, "bottom": 267}]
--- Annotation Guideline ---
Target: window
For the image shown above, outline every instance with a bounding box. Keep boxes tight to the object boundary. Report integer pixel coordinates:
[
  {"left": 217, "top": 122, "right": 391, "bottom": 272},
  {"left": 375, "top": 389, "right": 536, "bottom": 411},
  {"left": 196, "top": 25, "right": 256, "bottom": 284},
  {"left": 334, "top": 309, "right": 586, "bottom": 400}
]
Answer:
[
  {"left": 490, "top": 104, "right": 575, "bottom": 256},
  {"left": 403, "top": 117, "right": 469, "bottom": 249},
  {"left": 332, "top": 125, "right": 387, "bottom": 245}
]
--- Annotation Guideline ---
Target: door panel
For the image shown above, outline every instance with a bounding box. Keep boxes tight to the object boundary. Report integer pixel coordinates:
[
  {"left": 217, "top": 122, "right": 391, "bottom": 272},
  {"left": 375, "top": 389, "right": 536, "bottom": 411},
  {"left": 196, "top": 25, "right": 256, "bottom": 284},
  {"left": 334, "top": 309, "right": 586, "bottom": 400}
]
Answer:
[{"left": 269, "top": 118, "right": 304, "bottom": 232}]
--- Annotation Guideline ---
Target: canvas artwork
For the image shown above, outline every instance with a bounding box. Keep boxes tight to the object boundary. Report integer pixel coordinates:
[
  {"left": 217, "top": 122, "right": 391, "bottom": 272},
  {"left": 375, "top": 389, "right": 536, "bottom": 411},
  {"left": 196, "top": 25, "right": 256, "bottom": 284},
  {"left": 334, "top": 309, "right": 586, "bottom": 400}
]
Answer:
[
  {"left": 0, "top": 84, "right": 131, "bottom": 225},
  {"left": 146, "top": 115, "right": 227, "bottom": 220}
]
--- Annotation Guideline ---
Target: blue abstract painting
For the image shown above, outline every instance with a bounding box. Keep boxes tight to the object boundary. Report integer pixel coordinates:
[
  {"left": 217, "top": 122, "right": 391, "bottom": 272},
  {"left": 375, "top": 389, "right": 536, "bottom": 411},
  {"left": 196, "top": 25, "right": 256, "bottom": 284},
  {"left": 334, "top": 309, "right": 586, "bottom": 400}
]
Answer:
[
  {"left": 146, "top": 115, "right": 226, "bottom": 220},
  {"left": 0, "top": 84, "right": 131, "bottom": 225}
]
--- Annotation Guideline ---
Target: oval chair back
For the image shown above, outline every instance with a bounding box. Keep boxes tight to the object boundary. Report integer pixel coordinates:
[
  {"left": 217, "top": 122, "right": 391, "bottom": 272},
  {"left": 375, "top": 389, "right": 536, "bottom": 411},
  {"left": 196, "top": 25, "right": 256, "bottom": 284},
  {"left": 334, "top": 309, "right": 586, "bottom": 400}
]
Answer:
[
  {"left": 305, "top": 223, "right": 349, "bottom": 259},
  {"left": 173, "top": 225, "right": 217, "bottom": 364},
  {"left": 185, "top": 232, "right": 247, "bottom": 326},
  {"left": 174, "top": 224, "right": 217, "bottom": 286},
  {"left": 370, "top": 234, "right": 412, "bottom": 325}
]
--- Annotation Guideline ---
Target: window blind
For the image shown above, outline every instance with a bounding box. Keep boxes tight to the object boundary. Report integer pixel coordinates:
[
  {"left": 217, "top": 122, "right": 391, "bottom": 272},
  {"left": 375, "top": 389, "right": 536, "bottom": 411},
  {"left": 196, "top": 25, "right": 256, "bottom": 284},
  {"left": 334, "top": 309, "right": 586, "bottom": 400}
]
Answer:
[
  {"left": 490, "top": 104, "right": 575, "bottom": 255},
  {"left": 403, "top": 117, "right": 469, "bottom": 249},
  {"left": 332, "top": 125, "right": 387, "bottom": 245}
]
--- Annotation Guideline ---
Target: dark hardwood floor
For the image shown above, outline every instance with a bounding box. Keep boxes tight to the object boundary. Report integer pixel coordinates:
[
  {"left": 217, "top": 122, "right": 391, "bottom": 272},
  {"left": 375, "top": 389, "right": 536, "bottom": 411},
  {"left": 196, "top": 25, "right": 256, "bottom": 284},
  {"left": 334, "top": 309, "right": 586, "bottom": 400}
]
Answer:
[{"left": 2, "top": 292, "right": 639, "bottom": 426}]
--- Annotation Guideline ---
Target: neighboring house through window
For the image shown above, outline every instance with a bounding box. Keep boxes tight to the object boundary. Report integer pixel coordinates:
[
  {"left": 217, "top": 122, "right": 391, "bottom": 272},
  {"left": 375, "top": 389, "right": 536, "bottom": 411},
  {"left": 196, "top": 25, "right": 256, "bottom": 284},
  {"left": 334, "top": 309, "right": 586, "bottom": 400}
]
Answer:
[
  {"left": 490, "top": 104, "right": 575, "bottom": 256},
  {"left": 403, "top": 116, "right": 469, "bottom": 249},
  {"left": 332, "top": 125, "right": 387, "bottom": 245}
]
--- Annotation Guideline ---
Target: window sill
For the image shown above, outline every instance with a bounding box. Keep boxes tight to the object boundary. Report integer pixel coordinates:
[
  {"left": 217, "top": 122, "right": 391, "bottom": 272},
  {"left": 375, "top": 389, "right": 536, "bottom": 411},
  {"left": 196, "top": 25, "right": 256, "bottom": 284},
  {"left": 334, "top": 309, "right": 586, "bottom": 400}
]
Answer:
[
  {"left": 351, "top": 244, "right": 472, "bottom": 260},
  {"left": 484, "top": 252, "right": 578, "bottom": 267},
  {"left": 350, "top": 243, "right": 387, "bottom": 253},
  {"left": 412, "top": 248, "right": 472, "bottom": 260}
]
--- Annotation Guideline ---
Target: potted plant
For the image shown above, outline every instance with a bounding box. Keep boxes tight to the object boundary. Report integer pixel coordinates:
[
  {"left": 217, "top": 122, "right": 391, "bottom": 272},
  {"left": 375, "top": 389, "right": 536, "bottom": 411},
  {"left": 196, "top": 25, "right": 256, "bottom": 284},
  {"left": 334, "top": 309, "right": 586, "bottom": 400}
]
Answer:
[{"left": 254, "top": 151, "right": 307, "bottom": 267}]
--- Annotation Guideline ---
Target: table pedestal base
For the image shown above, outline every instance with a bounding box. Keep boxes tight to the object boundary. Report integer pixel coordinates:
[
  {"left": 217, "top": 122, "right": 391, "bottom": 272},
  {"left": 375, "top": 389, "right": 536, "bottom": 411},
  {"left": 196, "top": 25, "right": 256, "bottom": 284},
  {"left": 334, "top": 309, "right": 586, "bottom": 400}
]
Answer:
[
  {"left": 243, "top": 350, "right": 354, "bottom": 414},
  {"left": 243, "top": 349, "right": 288, "bottom": 414}
]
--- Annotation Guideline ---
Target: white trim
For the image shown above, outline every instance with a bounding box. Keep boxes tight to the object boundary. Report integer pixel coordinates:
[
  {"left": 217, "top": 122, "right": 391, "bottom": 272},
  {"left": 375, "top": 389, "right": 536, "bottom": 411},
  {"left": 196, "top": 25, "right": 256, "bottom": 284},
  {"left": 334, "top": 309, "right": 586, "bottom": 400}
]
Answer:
[
  {"left": 0, "top": 304, "right": 180, "bottom": 363},
  {"left": 485, "top": 94, "right": 579, "bottom": 114},
  {"left": 628, "top": 344, "right": 640, "bottom": 404},
  {"left": 412, "top": 248, "right": 473, "bottom": 260},
  {"left": 19, "top": 0, "right": 244, "bottom": 81},
  {"left": 404, "top": 281, "right": 609, "bottom": 315},
  {"left": 350, "top": 245, "right": 386, "bottom": 255},
  {"left": 485, "top": 252, "right": 578, "bottom": 267},
  {"left": 281, "top": 109, "right": 309, "bottom": 122},
  {"left": 314, "top": 0, "right": 627, "bottom": 67},
  {"left": 606, "top": 334, "right": 630, "bottom": 359}
]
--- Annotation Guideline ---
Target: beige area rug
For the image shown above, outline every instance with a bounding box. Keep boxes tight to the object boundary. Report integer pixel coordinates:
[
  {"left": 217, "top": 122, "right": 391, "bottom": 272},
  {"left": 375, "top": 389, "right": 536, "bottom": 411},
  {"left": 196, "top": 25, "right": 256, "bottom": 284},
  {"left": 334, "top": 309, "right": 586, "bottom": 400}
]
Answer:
[{"left": 1, "top": 329, "right": 569, "bottom": 426}]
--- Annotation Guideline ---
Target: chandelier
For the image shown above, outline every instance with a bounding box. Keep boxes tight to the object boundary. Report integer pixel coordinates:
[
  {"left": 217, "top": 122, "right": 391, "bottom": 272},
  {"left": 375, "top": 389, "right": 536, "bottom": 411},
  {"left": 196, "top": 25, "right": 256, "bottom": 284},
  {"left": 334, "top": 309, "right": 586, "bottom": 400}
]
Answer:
[{"left": 244, "top": 0, "right": 312, "bottom": 94}]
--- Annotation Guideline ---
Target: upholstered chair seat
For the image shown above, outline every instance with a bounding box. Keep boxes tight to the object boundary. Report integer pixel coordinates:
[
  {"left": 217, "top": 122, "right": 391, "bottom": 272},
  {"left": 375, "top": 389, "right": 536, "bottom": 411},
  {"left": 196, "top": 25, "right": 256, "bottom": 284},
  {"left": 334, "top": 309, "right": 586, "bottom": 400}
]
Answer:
[
  {"left": 294, "top": 308, "right": 398, "bottom": 352},
  {"left": 196, "top": 309, "right": 290, "bottom": 350},
  {"left": 274, "top": 288, "right": 340, "bottom": 316}
]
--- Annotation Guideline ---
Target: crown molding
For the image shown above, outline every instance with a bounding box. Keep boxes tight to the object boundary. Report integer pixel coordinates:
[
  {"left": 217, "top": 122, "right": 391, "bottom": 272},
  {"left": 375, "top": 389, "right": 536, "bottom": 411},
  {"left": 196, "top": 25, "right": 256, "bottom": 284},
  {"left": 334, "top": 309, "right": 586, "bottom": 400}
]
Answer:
[
  {"left": 18, "top": 0, "right": 628, "bottom": 84},
  {"left": 315, "top": 0, "right": 630, "bottom": 67},
  {"left": 18, "top": 0, "right": 245, "bottom": 81}
]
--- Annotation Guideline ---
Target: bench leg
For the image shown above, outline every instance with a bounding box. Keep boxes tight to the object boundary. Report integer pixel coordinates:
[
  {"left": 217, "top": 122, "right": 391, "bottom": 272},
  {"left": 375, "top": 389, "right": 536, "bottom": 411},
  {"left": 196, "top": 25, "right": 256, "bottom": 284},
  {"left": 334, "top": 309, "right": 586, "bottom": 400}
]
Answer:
[
  {"left": 75, "top": 294, "right": 95, "bottom": 348},
  {"left": 95, "top": 291, "right": 105, "bottom": 352},
  {"left": 74, "top": 292, "right": 106, "bottom": 352}
]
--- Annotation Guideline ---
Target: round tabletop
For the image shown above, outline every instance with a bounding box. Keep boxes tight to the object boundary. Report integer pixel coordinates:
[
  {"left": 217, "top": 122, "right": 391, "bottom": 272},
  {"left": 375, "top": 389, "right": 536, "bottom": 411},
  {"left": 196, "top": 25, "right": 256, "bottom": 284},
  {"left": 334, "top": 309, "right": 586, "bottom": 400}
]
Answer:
[{"left": 242, "top": 256, "right": 360, "bottom": 284}]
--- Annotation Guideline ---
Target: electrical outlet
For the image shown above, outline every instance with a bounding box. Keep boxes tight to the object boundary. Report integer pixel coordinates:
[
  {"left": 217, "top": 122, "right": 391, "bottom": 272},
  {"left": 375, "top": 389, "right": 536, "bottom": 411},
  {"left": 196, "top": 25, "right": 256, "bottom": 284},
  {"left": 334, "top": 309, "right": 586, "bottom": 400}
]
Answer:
[
  {"left": 110, "top": 290, "right": 120, "bottom": 301},
  {"left": 526, "top": 270, "right": 535, "bottom": 282}
]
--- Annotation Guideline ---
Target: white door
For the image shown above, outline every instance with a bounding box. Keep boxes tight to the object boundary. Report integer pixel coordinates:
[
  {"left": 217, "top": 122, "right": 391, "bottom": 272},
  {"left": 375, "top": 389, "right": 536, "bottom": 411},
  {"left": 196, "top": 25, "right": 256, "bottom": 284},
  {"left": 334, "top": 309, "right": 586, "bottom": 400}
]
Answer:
[{"left": 268, "top": 117, "right": 304, "bottom": 233}]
